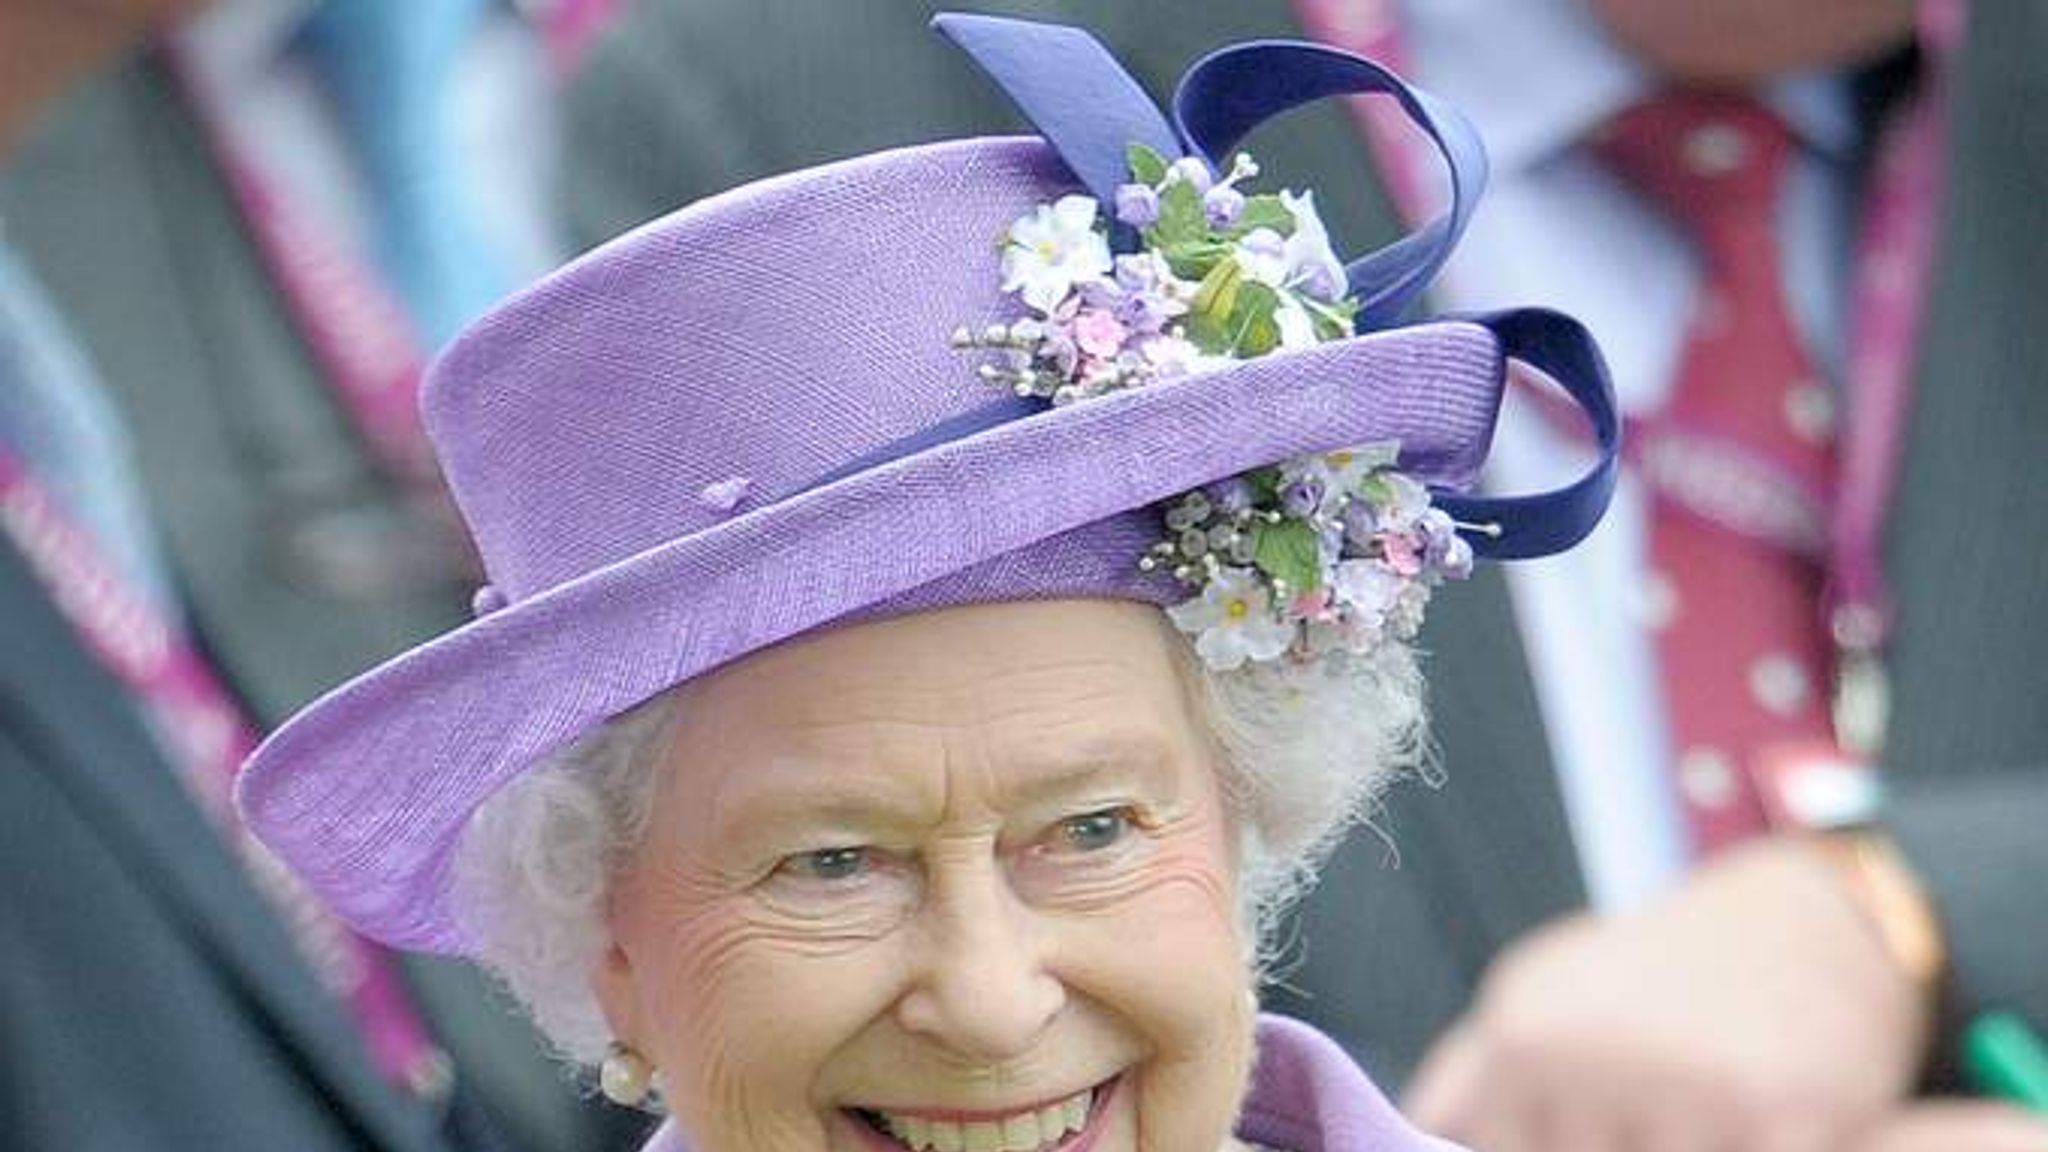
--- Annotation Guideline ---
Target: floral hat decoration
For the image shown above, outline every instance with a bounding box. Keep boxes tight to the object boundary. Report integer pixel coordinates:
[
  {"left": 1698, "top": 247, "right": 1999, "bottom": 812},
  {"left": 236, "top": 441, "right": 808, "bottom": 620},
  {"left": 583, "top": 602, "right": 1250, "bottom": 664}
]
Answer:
[
  {"left": 951, "top": 140, "right": 1475, "bottom": 671},
  {"left": 236, "top": 13, "right": 1618, "bottom": 952}
]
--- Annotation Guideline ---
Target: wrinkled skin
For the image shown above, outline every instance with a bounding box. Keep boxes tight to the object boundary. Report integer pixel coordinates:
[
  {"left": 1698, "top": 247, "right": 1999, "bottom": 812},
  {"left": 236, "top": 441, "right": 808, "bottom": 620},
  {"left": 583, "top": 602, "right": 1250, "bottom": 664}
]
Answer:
[
  {"left": 592, "top": 600, "right": 1260, "bottom": 1152},
  {"left": 1407, "top": 840, "right": 1933, "bottom": 1152}
]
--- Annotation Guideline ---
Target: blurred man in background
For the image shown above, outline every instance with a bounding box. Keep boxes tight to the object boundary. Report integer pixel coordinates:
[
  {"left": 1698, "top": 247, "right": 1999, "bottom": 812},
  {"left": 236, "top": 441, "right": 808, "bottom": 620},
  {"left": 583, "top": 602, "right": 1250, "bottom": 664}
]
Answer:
[
  {"left": 0, "top": 0, "right": 643, "bottom": 1147},
  {"left": 561, "top": 2, "right": 2048, "bottom": 1149}
]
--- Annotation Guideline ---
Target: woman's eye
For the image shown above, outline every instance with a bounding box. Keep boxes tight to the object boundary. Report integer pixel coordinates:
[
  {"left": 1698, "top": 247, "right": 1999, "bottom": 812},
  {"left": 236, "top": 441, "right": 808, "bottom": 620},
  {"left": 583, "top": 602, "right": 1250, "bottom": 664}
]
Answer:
[
  {"left": 1056, "top": 808, "right": 1133, "bottom": 853},
  {"left": 778, "top": 846, "right": 873, "bottom": 882},
  {"left": 1010, "top": 806, "right": 1152, "bottom": 903},
  {"left": 757, "top": 844, "right": 921, "bottom": 932}
]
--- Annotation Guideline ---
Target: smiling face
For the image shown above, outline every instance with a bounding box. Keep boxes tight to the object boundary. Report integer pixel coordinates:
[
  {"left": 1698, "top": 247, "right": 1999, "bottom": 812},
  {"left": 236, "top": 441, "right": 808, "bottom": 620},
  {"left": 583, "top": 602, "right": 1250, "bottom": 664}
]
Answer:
[{"left": 592, "top": 599, "right": 1256, "bottom": 1152}]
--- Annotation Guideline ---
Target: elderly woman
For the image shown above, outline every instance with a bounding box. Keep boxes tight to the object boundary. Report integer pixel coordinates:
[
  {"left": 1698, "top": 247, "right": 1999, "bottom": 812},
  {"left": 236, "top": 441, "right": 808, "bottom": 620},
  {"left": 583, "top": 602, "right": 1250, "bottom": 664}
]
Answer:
[{"left": 239, "top": 14, "right": 1615, "bottom": 1152}]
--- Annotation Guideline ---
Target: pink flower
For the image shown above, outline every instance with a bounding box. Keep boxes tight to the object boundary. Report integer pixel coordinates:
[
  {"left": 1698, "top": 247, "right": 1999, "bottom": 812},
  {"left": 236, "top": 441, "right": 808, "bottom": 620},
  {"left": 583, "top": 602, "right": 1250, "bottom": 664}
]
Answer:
[
  {"left": 1288, "top": 586, "right": 1335, "bottom": 622},
  {"left": 1073, "top": 308, "right": 1129, "bottom": 359},
  {"left": 1382, "top": 532, "right": 1425, "bottom": 577}
]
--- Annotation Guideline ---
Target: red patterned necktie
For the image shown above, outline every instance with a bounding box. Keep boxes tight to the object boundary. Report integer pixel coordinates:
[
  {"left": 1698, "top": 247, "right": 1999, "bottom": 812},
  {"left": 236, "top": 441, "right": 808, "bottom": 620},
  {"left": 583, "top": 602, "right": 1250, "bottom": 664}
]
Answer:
[{"left": 1594, "top": 96, "right": 1840, "bottom": 857}]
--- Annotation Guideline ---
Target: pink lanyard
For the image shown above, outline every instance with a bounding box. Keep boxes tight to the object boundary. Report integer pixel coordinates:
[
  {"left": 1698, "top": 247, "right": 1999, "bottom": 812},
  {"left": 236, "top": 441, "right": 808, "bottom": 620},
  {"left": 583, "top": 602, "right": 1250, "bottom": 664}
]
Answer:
[
  {"left": 159, "top": 44, "right": 439, "bottom": 493},
  {"left": 158, "top": 3, "right": 621, "bottom": 516},
  {"left": 0, "top": 446, "right": 450, "bottom": 1099},
  {"left": 1825, "top": 0, "right": 1964, "bottom": 755},
  {"left": 541, "top": 0, "right": 626, "bottom": 74},
  {"left": 1293, "top": 0, "right": 1963, "bottom": 758},
  {"left": 156, "top": 37, "right": 485, "bottom": 597}
]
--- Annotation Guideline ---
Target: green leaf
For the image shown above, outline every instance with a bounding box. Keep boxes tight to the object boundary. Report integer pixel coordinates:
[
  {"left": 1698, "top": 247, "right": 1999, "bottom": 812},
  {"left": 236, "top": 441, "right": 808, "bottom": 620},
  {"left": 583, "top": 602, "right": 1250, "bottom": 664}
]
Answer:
[
  {"left": 1300, "top": 293, "right": 1359, "bottom": 342},
  {"left": 1148, "top": 179, "right": 1206, "bottom": 250},
  {"left": 1229, "top": 194, "right": 1296, "bottom": 237},
  {"left": 1186, "top": 257, "right": 1244, "bottom": 352},
  {"left": 1126, "top": 142, "right": 1170, "bottom": 187},
  {"left": 1160, "top": 239, "right": 1233, "bottom": 281},
  {"left": 1191, "top": 256, "right": 1243, "bottom": 317},
  {"left": 1226, "top": 281, "right": 1282, "bottom": 357},
  {"left": 1253, "top": 519, "right": 1322, "bottom": 593}
]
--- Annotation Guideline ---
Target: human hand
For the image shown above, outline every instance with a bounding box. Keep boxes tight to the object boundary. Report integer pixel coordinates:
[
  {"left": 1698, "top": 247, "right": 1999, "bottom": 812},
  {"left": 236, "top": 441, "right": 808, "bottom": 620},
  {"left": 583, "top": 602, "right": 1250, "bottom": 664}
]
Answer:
[
  {"left": 1849, "top": 1103, "right": 2048, "bottom": 1152},
  {"left": 1405, "top": 838, "right": 1931, "bottom": 1152}
]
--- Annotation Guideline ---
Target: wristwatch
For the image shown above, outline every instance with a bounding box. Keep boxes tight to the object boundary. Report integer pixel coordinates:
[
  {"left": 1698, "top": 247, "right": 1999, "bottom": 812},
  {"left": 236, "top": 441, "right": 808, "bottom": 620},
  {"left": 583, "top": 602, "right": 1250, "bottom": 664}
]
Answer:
[{"left": 1809, "top": 827, "right": 1948, "bottom": 1006}]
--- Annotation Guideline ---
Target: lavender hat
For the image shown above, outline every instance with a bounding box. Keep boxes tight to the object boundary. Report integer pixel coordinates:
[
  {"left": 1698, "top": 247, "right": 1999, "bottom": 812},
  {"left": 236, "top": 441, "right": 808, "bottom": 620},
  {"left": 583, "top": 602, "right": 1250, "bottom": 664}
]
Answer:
[{"left": 239, "top": 15, "right": 1618, "bottom": 952}]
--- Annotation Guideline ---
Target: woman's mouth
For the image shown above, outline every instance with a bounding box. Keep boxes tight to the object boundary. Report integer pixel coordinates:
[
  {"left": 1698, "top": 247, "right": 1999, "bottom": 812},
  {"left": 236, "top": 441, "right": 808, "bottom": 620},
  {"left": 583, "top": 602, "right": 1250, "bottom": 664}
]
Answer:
[{"left": 851, "top": 1077, "right": 1116, "bottom": 1152}]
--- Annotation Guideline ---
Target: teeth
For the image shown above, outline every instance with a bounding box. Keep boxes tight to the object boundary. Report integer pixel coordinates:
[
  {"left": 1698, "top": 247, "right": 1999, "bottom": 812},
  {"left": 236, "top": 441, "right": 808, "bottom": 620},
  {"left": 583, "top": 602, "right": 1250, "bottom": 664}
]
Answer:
[
  {"left": 1000, "top": 1113, "right": 1039, "bottom": 1150},
  {"left": 1038, "top": 1099, "right": 1079, "bottom": 1142},
  {"left": 877, "top": 1087, "right": 1093, "bottom": 1152}
]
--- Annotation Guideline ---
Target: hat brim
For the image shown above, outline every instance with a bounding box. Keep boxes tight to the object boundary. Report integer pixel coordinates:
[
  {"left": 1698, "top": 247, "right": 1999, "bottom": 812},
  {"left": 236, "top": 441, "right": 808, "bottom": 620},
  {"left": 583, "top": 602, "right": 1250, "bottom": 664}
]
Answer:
[{"left": 238, "top": 320, "right": 1505, "bottom": 952}]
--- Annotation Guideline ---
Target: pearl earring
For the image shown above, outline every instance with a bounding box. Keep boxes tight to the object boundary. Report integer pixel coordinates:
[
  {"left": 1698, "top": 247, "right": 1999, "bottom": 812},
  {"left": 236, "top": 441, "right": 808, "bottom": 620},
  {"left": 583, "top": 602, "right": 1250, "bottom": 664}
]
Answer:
[{"left": 600, "top": 1042, "right": 655, "bottom": 1107}]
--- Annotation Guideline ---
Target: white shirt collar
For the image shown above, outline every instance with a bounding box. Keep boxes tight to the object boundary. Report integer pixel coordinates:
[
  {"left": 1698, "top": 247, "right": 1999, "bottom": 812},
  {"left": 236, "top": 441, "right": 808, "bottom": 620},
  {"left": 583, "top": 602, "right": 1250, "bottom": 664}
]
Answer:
[
  {"left": 1401, "top": 0, "right": 1860, "bottom": 177},
  {"left": 172, "top": 0, "right": 319, "bottom": 88},
  {"left": 172, "top": 0, "right": 533, "bottom": 92}
]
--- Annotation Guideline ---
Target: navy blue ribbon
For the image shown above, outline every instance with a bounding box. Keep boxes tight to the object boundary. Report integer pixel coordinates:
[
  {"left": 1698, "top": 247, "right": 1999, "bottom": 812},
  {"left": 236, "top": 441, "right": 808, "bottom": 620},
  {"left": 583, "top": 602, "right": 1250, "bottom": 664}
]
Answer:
[
  {"left": 1173, "top": 41, "right": 1486, "bottom": 331},
  {"left": 1436, "top": 310, "right": 1619, "bottom": 560},
  {"left": 929, "top": 12, "right": 1617, "bottom": 561},
  {"left": 932, "top": 14, "right": 1182, "bottom": 250}
]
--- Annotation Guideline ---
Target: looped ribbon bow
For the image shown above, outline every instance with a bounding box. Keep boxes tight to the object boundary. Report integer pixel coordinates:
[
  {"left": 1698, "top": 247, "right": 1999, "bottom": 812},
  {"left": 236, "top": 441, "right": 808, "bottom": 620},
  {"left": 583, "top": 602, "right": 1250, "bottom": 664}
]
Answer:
[{"left": 934, "top": 12, "right": 1619, "bottom": 561}]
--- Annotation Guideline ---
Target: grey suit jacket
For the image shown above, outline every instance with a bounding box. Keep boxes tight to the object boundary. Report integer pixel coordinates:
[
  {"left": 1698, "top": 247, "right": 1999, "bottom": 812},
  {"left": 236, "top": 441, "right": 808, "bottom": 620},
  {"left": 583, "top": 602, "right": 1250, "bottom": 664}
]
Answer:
[
  {"left": 0, "top": 538, "right": 456, "bottom": 1150},
  {"left": 558, "top": 0, "right": 2048, "bottom": 1087},
  {"left": 0, "top": 57, "right": 652, "bottom": 1152}
]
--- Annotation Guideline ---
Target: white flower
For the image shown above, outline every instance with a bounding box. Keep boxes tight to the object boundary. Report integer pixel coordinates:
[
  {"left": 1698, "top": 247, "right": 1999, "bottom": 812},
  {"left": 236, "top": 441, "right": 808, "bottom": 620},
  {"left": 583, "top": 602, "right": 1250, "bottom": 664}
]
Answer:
[
  {"left": 1139, "top": 332, "right": 1213, "bottom": 379},
  {"left": 1230, "top": 191, "right": 1349, "bottom": 309},
  {"left": 1001, "top": 195, "right": 1113, "bottom": 314},
  {"left": 1321, "top": 443, "right": 1401, "bottom": 491},
  {"left": 1166, "top": 156, "right": 1216, "bottom": 192},
  {"left": 1331, "top": 558, "right": 1404, "bottom": 624},
  {"left": 1113, "top": 250, "right": 1169, "bottom": 291},
  {"left": 1302, "top": 559, "right": 1407, "bottom": 656},
  {"left": 1375, "top": 470, "right": 1434, "bottom": 532},
  {"left": 1277, "top": 452, "right": 1334, "bottom": 492},
  {"left": 1234, "top": 227, "right": 1292, "bottom": 289},
  {"left": 1233, "top": 190, "right": 1348, "bottom": 352},
  {"left": 1165, "top": 566, "right": 1297, "bottom": 671},
  {"left": 1274, "top": 296, "right": 1320, "bottom": 350},
  {"left": 1279, "top": 190, "right": 1348, "bottom": 302}
]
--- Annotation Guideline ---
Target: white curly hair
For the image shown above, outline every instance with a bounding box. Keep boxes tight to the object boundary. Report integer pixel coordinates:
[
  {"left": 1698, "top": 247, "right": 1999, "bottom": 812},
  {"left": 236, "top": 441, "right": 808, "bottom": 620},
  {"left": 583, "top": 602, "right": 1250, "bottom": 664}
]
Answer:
[{"left": 452, "top": 619, "right": 1427, "bottom": 1066}]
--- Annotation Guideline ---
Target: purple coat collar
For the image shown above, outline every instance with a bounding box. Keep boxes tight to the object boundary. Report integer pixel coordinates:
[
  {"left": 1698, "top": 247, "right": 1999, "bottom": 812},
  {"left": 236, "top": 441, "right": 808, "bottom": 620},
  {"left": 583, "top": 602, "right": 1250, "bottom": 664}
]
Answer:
[{"left": 638, "top": 1014, "right": 1465, "bottom": 1152}]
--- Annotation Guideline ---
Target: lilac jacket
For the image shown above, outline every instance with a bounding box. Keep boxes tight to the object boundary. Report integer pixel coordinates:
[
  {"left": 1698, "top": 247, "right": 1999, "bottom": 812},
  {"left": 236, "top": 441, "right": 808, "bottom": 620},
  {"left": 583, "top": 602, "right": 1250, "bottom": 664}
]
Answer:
[{"left": 640, "top": 1014, "right": 1466, "bottom": 1152}]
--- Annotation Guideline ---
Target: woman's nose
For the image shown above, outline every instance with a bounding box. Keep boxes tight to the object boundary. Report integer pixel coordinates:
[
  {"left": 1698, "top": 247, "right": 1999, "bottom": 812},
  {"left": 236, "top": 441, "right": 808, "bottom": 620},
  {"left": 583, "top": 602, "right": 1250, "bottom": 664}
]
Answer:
[{"left": 894, "top": 856, "right": 1064, "bottom": 1061}]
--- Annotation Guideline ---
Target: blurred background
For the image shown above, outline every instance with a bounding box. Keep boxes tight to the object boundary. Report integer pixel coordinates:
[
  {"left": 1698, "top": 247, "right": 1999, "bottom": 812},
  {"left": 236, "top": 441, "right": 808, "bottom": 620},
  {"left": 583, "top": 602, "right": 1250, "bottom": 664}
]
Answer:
[{"left": 1, "top": 1, "right": 2042, "bottom": 1150}]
